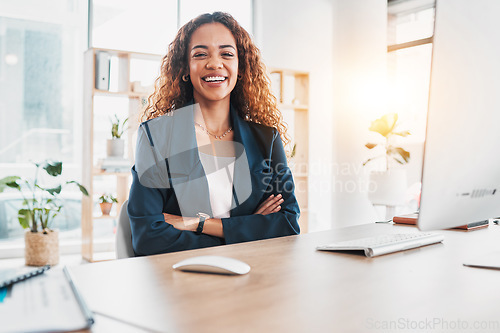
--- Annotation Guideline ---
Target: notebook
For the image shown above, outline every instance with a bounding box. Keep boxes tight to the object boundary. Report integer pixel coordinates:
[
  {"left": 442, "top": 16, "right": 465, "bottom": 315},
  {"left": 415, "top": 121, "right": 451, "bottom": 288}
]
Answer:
[
  {"left": 0, "top": 265, "right": 50, "bottom": 289},
  {"left": 0, "top": 266, "right": 94, "bottom": 333}
]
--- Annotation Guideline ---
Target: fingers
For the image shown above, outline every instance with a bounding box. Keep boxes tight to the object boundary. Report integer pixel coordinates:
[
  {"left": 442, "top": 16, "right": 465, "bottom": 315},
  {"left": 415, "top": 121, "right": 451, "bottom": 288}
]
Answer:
[
  {"left": 254, "top": 195, "right": 271, "bottom": 214},
  {"left": 255, "top": 194, "right": 278, "bottom": 214},
  {"left": 272, "top": 205, "right": 281, "bottom": 213},
  {"left": 256, "top": 194, "right": 278, "bottom": 213},
  {"left": 255, "top": 194, "right": 284, "bottom": 215},
  {"left": 266, "top": 197, "right": 284, "bottom": 214}
]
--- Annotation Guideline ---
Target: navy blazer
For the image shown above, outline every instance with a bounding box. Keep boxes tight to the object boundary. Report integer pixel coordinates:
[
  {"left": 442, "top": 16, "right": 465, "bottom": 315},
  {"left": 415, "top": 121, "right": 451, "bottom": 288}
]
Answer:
[{"left": 128, "top": 104, "right": 300, "bottom": 256}]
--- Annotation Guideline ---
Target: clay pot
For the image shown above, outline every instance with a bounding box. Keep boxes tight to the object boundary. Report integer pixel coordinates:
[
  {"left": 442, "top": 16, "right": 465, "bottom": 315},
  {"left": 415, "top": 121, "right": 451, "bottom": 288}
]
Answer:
[{"left": 100, "top": 202, "right": 113, "bottom": 215}]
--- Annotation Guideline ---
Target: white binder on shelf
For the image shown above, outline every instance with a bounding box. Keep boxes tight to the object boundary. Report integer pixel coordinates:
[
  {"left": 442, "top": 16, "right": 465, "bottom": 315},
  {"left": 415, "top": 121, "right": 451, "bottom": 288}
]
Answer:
[{"left": 95, "top": 51, "right": 110, "bottom": 90}]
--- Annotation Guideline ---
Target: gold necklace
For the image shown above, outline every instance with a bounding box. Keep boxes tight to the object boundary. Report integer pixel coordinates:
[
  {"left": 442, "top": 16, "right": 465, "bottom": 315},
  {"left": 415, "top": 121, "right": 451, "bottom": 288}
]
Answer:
[{"left": 195, "top": 122, "right": 233, "bottom": 140}]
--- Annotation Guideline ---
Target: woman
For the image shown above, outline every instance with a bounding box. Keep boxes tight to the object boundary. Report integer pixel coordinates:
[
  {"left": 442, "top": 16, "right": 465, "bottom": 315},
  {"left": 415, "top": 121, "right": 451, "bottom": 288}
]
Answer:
[{"left": 128, "top": 12, "right": 300, "bottom": 256}]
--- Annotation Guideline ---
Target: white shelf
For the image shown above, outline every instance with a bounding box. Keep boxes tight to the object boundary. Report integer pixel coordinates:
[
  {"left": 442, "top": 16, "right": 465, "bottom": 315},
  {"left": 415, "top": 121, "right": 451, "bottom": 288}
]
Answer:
[
  {"left": 270, "top": 68, "right": 309, "bottom": 232},
  {"left": 82, "top": 47, "right": 162, "bottom": 262}
]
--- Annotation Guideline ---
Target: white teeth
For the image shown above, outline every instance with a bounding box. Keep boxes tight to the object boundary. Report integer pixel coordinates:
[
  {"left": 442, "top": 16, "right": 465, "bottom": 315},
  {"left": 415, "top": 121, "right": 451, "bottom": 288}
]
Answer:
[{"left": 203, "top": 76, "right": 226, "bottom": 82}]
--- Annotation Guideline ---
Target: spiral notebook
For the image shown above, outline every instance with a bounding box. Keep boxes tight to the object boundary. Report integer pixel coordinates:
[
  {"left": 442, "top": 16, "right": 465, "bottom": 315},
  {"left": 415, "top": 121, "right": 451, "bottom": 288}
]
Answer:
[
  {"left": 0, "top": 266, "right": 94, "bottom": 333},
  {"left": 0, "top": 265, "right": 50, "bottom": 289}
]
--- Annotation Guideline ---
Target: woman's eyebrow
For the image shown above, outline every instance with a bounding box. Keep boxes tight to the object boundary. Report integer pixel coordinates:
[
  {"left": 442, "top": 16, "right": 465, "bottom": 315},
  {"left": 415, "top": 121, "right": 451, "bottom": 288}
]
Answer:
[{"left": 191, "top": 44, "right": 236, "bottom": 51}]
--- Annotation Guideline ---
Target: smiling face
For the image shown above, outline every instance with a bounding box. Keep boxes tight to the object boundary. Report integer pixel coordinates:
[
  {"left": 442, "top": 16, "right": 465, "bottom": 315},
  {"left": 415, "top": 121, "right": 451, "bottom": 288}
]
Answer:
[{"left": 188, "top": 22, "right": 239, "bottom": 106}]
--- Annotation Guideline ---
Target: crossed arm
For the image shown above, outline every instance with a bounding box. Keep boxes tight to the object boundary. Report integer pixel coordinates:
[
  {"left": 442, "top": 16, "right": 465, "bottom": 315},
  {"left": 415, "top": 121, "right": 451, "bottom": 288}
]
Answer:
[
  {"left": 129, "top": 127, "right": 299, "bottom": 255},
  {"left": 163, "top": 194, "right": 284, "bottom": 238}
]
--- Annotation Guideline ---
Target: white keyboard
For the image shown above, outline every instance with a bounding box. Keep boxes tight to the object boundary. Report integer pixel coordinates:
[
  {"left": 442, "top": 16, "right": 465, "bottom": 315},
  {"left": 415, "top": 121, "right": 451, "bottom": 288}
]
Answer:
[{"left": 316, "top": 233, "right": 444, "bottom": 257}]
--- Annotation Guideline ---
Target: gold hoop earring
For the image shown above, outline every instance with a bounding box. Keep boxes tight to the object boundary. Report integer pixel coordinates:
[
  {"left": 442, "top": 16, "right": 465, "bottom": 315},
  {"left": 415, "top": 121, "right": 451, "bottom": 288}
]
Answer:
[
  {"left": 237, "top": 74, "right": 242, "bottom": 80},
  {"left": 182, "top": 74, "right": 190, "bottom": 82}
]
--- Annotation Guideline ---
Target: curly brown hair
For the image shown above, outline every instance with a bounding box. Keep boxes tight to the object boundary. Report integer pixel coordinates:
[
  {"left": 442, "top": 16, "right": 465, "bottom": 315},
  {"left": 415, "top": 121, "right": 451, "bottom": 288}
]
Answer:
[{"left": 142, "top": 12, "right": 289, "bottom": 146}]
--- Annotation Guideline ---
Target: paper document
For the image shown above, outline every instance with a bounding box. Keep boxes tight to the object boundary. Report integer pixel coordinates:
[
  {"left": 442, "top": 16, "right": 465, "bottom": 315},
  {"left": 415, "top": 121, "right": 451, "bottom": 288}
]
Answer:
[{"left": 0, "top": 267, "right": 93, "bottom": 333}]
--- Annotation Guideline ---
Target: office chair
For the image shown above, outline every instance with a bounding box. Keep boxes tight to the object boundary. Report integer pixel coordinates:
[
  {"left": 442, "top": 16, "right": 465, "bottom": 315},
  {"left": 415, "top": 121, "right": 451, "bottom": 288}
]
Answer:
[{"left": 115, "top": 200, "right": 135, "bottom": 259}]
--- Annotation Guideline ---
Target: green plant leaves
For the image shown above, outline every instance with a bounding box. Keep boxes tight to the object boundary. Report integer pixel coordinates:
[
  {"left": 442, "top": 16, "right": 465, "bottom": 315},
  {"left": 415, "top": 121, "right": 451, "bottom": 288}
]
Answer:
[
  {"left": 111, "top": 114, "right": 129, "bottom": 139},
  {"left": 46, "top": 185, "right": 62, "bottom": 195},
  {"left": 364, "top": 113, "right": 411, "bottom": 168},
  {"left": 363, "top": 158, "right": 377, "bottom": 166},
  {"left": 388, "top": 146, "right": 410, "bottom": 164},
  {"left": 393, "top": 130, "right": 411, "bottom": 137},
  {"left": 18, "top": 209, "right": 32, "bottom": 229},
  {"left": 43, "top": 161, "right": 63, "bottom": 177},
  {"left": 39, "top": 205, "right": 62, "bottom": 230},
  {"left": 121, "top": 117, "right": 128, "bottom": 134},
  {"left": 98, "top": 193, "right": 117, "bottom": 203},
  {"left": 0, "top": 176, "right": 21, "bottom": 192},
  {"left": 3, "top": 160, "right": 89, "bottom": 232},
  {"left": 66, "top": 181, "right": 89, "bottom": 196},
  {"left": 369, "top": 113, "right": 398, "bottom": 138}
]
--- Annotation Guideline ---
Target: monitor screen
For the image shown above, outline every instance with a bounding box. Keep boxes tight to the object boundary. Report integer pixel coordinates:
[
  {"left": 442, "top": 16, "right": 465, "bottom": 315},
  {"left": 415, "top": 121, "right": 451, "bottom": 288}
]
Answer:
[{"left": 418, "top": 0, "right": 500, "bottom": 231}]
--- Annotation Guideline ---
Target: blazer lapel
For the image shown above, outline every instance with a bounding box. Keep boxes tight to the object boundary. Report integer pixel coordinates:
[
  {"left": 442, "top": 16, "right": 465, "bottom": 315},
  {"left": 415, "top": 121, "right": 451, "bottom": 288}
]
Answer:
[
  {"left": 230, "top": 106, "right": 271, "bottom": 216},
  {"left": 167, "top": 104, "right": 212, "bottom": 217}
]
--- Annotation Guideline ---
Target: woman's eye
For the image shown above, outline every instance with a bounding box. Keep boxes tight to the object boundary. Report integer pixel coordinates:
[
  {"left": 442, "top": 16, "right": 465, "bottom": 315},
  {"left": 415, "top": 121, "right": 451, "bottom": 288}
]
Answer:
[
  {"left": 222, "top": 52, "right": 234, "bottom": 57},
  {"left": 193, "top": 53, "right": 206, "bottom": 58}
]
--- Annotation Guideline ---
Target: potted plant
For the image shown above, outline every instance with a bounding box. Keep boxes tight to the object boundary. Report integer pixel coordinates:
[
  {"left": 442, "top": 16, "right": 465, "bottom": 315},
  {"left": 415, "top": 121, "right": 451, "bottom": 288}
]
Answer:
[
  {"left": 363, "top": 113, "right": 410, "bottom": 169},
  {"left": 107, "top": 114, "right": 128, "bottom": 157},
  {"left": 98, "top": 193, "right": 118, "bottom": 216},
  {"left": 363, "top": 113, "right": 410, "bottom": 209},
  {"left": 0, "top": 161, "right": 88, "bottom": 266}
]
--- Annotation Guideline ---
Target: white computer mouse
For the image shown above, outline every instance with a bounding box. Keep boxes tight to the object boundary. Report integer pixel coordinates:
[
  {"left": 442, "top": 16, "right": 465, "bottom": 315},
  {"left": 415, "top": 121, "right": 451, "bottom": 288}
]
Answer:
[{"left": 172, "top": 255, "right": 251, "bottom": 275}]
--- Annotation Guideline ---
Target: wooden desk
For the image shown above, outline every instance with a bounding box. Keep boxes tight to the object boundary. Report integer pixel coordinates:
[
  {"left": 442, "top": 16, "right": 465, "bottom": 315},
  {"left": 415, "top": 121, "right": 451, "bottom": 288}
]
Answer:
[{"left": 72, "top": 223, "right": 500, "bottom": 333}]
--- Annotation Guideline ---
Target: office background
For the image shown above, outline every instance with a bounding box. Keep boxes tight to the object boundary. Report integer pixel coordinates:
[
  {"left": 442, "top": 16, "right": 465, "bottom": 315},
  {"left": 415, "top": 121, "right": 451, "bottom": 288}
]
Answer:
[{"left": 0, "top": 0, "right": 435, "bottom": 259}]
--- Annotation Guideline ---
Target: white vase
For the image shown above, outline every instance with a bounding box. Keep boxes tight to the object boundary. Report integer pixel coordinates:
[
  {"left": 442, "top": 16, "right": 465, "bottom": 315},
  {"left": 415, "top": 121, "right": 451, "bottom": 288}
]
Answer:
[
  {"left": 367, "top": 169, "right": 407, "bottom": 206},
  {"left": 107, "top": 138, "right": 125, "bottom": 157}
]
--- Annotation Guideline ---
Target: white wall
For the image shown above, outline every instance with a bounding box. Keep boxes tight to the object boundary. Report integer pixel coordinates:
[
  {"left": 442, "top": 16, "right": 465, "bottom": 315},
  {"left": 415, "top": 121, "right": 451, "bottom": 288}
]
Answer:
[
  {"left": 331, "top": 0, "right": 388, "bottom": 227},
  {"left": 254, "top": 0, "right": 335, "bottom": 232},
  {"left": 254, "top": 0, "right": 388, "bottom": 230}
]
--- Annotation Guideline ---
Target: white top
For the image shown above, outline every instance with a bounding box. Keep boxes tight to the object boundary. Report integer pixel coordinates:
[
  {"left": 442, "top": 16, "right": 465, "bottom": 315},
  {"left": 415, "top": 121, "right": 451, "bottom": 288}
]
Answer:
[{"left": 199, "top": 152, "right": 235, "bottom": 218}]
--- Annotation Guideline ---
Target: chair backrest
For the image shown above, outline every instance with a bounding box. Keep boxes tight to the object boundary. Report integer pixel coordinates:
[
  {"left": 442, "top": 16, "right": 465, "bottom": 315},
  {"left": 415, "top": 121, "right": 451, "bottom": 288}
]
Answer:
[{"left": 115, "top": 200, "right": 135, "bottom": 259}]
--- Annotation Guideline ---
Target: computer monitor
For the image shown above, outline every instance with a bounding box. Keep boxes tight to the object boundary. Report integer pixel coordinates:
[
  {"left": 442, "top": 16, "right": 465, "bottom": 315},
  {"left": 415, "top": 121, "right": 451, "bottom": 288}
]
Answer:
[{"left": 418, "top": 0, "right": 500, "bottom": 231}]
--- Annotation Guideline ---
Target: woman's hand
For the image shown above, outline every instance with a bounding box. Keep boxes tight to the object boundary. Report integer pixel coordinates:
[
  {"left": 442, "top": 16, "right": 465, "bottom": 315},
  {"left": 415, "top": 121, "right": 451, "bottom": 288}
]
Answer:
[
  {"left": 163, "top": 213, "right": 197, "bottom": 231},
  {"left": 254, "top": 194, "right": 284, "bottom": 215}
]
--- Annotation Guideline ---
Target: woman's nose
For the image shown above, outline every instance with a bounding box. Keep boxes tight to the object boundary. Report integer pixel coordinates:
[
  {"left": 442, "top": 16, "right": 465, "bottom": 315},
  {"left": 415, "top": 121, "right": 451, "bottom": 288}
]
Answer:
[{"left": 206, "top": 57, "right": 223, "bottom": 69}]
